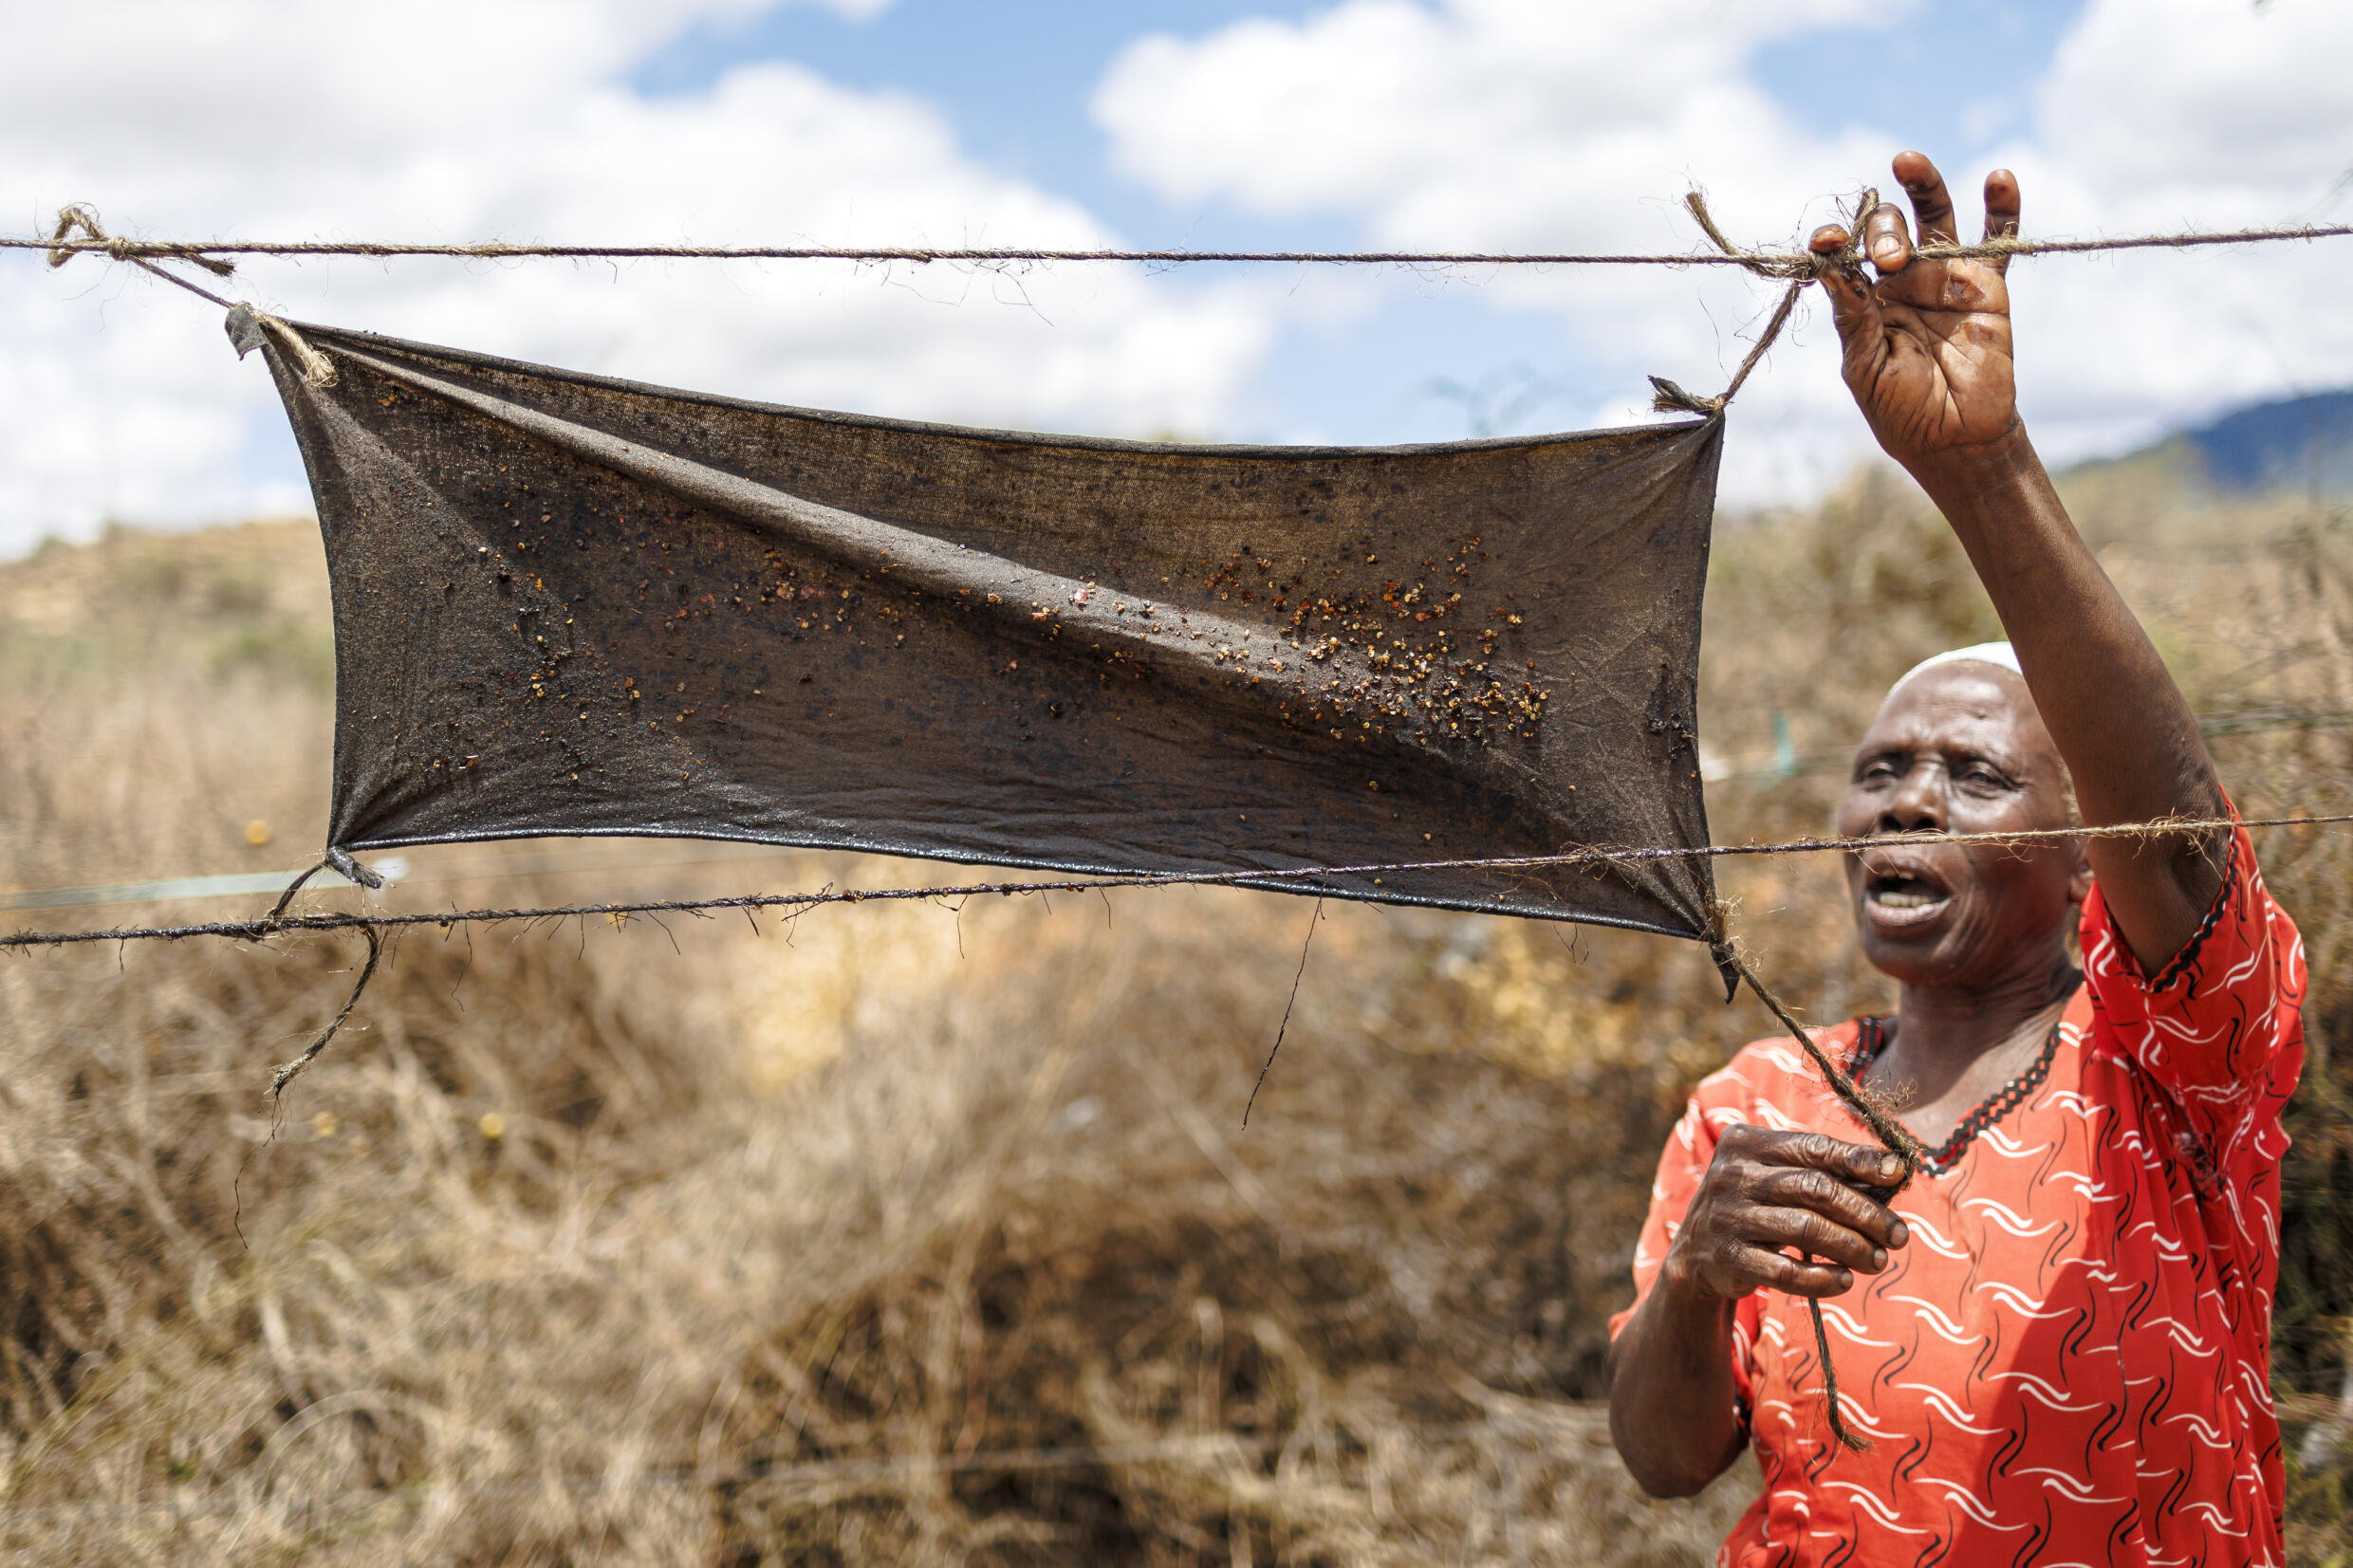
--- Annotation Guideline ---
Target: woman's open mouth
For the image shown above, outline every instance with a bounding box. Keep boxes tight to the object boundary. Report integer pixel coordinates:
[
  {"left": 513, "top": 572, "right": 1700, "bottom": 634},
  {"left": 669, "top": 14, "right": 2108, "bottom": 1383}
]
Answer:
[{"left": 1862, "top": 862, "right": 1955, "bottom": 932}]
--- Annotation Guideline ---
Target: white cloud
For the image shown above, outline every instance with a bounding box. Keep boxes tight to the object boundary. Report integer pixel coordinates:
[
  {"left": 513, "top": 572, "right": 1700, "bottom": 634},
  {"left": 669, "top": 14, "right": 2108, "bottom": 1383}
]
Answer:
[
  {"left": 1098, "top": 0, "right": 1890, "bottom": 245},
  {"left": 2035, "top": 0, "right": 2353, "bottom": 219},
  {"left": 1093, "top": 0, "right": 1916, "bottom": 502},
  {"left": 1992, "top": 0, "right": 2353, "bottom": 457},
  {"left": 1093, "top": 0, "right": 2353, "bottom": 499},
  {"left": 0, "top": 0, "right": 1269, "bottom": 553}
]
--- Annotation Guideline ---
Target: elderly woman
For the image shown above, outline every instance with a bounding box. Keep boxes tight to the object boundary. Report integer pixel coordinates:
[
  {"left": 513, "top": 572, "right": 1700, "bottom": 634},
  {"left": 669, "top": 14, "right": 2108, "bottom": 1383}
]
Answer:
[{"left": 1606, "top": 153, "right": 2307, "bottom": 1563}]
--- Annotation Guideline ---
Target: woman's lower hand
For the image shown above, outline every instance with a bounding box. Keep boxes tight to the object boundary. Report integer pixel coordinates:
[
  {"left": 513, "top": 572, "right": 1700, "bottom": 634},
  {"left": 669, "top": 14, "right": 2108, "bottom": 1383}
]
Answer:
[{"left": 1660, "top": 1126, "right": 1912, "bottom": 1302}]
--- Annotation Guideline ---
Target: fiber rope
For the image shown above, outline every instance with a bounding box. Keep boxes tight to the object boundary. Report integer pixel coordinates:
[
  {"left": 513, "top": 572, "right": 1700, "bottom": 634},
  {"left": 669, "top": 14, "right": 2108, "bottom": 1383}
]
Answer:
[
  {"left": 7, "top": 814, "right": 2342, "bottom": 1119},
  {"left": 17, "top": 220, "right": 2353, "bottom": 269},
  {"left": 1718, "top": 940, "right": 1921, "bottom": 1450},
  {"left": 8, "top": 813, "right": 2341, "bottom": 954},
  {"left": 35, "top": 188, "right": 2352, "bottom": 419}
]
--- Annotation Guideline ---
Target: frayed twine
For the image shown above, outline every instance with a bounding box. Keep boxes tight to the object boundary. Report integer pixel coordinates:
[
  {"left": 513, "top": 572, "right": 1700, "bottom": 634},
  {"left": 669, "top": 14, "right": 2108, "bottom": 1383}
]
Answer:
[
  {"left": 269, "top": 925, "right": 381, "bottom": 1102},
  {"left": 1650, "top": 189, "right": 1880, "bottom": 418},
  {"left": 229, "top": 865, "right": 390, "bottom": 1248},
  {"left": 3, "top": 812, "right": 2326, "bottom": 957},
  {"left": 46, "top": 206, "right": 337, "bottom": 388},
  {"left": 253, "top": 858, "right": 391, "bottom": 1103},
  {"left": 225, "top": 303, "right": 338, "bottom": 390},
  {"left": 17, "top": 210, "right": 2342, "bottom": 268},
  {"left": 46, "top": 203, "right": 235, "bottom": 277}
]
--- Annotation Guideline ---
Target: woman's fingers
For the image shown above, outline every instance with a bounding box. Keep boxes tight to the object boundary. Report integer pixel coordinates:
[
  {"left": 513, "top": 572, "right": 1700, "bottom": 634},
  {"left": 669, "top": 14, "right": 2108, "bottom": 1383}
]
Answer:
[
  {"left": 1685, "top": 1127, "right": 1916, "bottom": 1304},
  {"left": 1894, "top": 151, "right": 1959, "bottom": 246},
  {"left": 1756, "top": 1167, "right": 1910, "bottom": 1250},
  {"left": 1740, "top": 1248, "right": 1856, "bottom": 1300},
  {"left": 1983, "top": 168, "right": 2022, "bottom": 276},
  {"left": 1771, "top": 1129, "right": 1908, "bottom": 1190},
  {"left": 1809, "top": 226, "right": 1881, "bottom": 351},
  {"left": 1745, "top": 1206, "right": 1888, "bottom": 1275},
  {"left": 1864, "top": 198, "right": 1915, "bottom": 274}
]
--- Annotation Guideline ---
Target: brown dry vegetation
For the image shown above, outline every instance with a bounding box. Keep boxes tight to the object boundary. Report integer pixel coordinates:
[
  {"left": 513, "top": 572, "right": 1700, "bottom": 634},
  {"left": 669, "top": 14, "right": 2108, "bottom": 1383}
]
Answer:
[{"left": 0, "top": 449, "right": 2345, "bottom": 1563}]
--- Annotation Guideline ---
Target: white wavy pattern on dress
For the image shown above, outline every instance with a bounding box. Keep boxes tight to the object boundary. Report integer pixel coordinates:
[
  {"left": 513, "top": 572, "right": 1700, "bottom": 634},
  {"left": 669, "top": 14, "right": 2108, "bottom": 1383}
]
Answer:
[{"left": 1615, "top": 819, "right": 2304, "bottom": 1567}]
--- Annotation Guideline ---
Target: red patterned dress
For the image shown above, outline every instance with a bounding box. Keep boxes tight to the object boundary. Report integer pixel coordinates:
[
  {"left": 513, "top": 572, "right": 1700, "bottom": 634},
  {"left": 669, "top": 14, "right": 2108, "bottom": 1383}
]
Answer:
[{"left": 1614, "top": 818, "right": 2306, "bottom": 1565}]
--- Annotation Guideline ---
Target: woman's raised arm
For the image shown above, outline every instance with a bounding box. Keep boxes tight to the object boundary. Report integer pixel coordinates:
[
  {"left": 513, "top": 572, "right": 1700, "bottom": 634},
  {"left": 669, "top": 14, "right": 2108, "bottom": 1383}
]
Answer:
[{"left": 1809, "top": 153, "right": 2226, "bottom": 972}]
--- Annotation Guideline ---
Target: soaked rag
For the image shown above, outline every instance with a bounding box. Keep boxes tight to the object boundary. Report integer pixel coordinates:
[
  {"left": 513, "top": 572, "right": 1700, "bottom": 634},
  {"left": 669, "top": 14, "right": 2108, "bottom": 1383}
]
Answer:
[{"left": 237, "top": 309, "right": 1728, "bottom": 945}]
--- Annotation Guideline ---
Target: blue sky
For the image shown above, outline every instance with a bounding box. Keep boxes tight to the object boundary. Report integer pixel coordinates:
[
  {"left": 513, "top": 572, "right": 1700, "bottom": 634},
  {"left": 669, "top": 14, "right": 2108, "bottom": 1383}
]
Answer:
[
  {"left": 637, "top": 3, "right": 1345, "bottom": 244},
  {"left": 637, "top": 2, "right": 2081, "bottom": 247},
  {"left": 619, "top": 0, "right": 2084, "bottom": 447}
]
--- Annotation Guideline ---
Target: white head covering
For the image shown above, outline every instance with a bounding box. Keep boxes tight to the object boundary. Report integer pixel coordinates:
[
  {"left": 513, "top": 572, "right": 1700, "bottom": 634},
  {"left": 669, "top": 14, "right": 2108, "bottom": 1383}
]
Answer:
[{"left": 1890, "top": 640, "right": 2021, "bottom": 696}]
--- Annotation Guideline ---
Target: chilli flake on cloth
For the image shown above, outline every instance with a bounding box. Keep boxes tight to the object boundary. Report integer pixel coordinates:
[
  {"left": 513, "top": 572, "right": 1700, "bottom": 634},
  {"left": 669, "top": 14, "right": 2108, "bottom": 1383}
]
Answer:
[
  {"left": 1613, "top": 809, "right": 2306, "bottom": 1566},
  {"left": 241, "top": 315, "right": 1728, "bottom": 944}
]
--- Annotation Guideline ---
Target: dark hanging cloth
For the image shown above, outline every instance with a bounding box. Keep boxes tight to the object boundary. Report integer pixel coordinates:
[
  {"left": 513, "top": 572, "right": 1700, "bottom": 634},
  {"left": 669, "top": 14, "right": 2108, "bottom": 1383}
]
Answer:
[{"left": 233, "top": 308, "right": 1727, "bottom": 949}]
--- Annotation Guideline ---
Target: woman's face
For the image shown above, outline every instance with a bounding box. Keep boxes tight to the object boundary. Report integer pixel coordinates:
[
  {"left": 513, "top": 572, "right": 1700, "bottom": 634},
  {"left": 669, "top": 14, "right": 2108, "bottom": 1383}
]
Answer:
[{"left": 1836, "top": 663, "right": 2090, "bottom": 988}]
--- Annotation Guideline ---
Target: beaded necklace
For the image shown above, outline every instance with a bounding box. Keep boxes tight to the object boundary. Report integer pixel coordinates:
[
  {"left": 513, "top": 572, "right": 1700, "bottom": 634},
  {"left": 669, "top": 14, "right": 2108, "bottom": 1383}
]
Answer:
[{"left": 1847, "top": 1000, "right": 2071, "bottom": 1176}]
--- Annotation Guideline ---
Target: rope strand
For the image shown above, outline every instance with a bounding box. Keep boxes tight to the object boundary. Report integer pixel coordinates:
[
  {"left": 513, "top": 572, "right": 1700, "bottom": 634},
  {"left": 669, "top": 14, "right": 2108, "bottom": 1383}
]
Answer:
[
  {"left": 16, "top": 220, "right": 2353, "bottom": 270},
  {"left": 4, "top": 810, "right": 2339, "bottom": 953},
  {"left": 41, "top": 193, "right": 2344, "bottom": 419},
  {"left": 267, "top": 926, "right": 380, "bottom": 1101},
  {"left": 43, "top": 208, "right": 339, "bottom": 386}
]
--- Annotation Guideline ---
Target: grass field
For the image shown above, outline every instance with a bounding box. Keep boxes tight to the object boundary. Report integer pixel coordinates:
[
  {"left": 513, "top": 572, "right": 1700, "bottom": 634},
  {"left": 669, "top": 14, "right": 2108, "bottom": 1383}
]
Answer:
[{"left": 0, "top": 450, "right": 2346, "bottom": 1563}]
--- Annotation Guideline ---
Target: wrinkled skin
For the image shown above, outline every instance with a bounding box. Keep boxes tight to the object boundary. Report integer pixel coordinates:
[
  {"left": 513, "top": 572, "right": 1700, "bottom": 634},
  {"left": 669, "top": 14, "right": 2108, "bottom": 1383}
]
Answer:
[
  {"left": 1606, "top": 152, "right": 2226, "bottom": 1500},
  {"left": 1822, "top": 159, "right": 2023, "bottom": 456},
  {"left": 1839, "top": 662, "right": 2088, "bottom": 994}
]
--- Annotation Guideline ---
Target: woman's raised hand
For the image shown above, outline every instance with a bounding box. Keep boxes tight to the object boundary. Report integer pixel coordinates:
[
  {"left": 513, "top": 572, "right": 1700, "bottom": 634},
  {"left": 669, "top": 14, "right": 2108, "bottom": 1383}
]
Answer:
[{"left": 1811, "top": 152, "right": 2025, "bottom": 472}]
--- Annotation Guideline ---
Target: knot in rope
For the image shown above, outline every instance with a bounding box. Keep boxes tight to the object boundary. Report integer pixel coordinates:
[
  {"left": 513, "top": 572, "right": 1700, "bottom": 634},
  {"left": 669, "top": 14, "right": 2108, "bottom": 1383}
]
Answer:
[
  {"left": 1647, "top": 189, "right": 1878, "bottom": 418},
  {"left": 46, "top": 204, "right": 118, "bottom": 267},
  {"left": 1681, "top": 188, "right": 1878, "bottom": 283},
  {"left": 46, "top": 206, "right": 334, "bottom": 389},
  {"left": 46, "top": 205, "right": 236, "bottom": 277}
]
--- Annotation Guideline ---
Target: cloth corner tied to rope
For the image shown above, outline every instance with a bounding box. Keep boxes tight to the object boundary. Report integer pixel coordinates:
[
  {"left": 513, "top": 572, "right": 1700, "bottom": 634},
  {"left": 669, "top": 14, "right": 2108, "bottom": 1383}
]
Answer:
[
  {"left": 1647, "top": 188, "right": 1876, "bottom": 419},
  {"left": 45, "top": 206, "right": 336, "bottom": 389},
  {"left": 225, "top": 303, "right": 337, "bottom": 389}
]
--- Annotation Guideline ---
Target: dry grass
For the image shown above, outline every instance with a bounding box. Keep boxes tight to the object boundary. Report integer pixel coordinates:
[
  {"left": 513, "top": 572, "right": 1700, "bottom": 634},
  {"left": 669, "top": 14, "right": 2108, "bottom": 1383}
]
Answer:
[{"left": 0, "top": 457, "right": 2345, "bottom": 1563}]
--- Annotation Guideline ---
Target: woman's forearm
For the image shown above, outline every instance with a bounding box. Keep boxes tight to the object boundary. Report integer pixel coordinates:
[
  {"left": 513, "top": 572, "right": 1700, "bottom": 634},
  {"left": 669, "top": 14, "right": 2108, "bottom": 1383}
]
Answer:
[
  {"left": 1606, "top": 1272, "right": 1747, "bottom": 1498},
  {"left": 1802, "top": 155, "right": 2226, "bottom": 964},
  {"left": 1907, "top": 428, "right": 2226, "bottom": 961},
  {"left": 1607, "top": 1132, "right": 1906, "bottom": 1493},
  {"left": 1910, "top": 428, "right": 2219, "bottom": 828}
]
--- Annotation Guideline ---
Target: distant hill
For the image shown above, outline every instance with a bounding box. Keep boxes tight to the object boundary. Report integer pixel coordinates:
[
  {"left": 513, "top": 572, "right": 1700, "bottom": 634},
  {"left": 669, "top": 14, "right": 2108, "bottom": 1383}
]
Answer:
[
  {"left": 2182, "top": 389, "right": 2353, "bottom": 494},
  {"left": 2070, "top": 389, "right": 2353, "bottom": 498}
]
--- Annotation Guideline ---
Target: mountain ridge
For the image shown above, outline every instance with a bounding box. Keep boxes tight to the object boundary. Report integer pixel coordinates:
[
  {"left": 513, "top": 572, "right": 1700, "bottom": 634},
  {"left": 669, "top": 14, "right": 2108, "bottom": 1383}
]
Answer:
[{"left": 2065, "top": 388, "right": 2353, "bottom": 497}]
